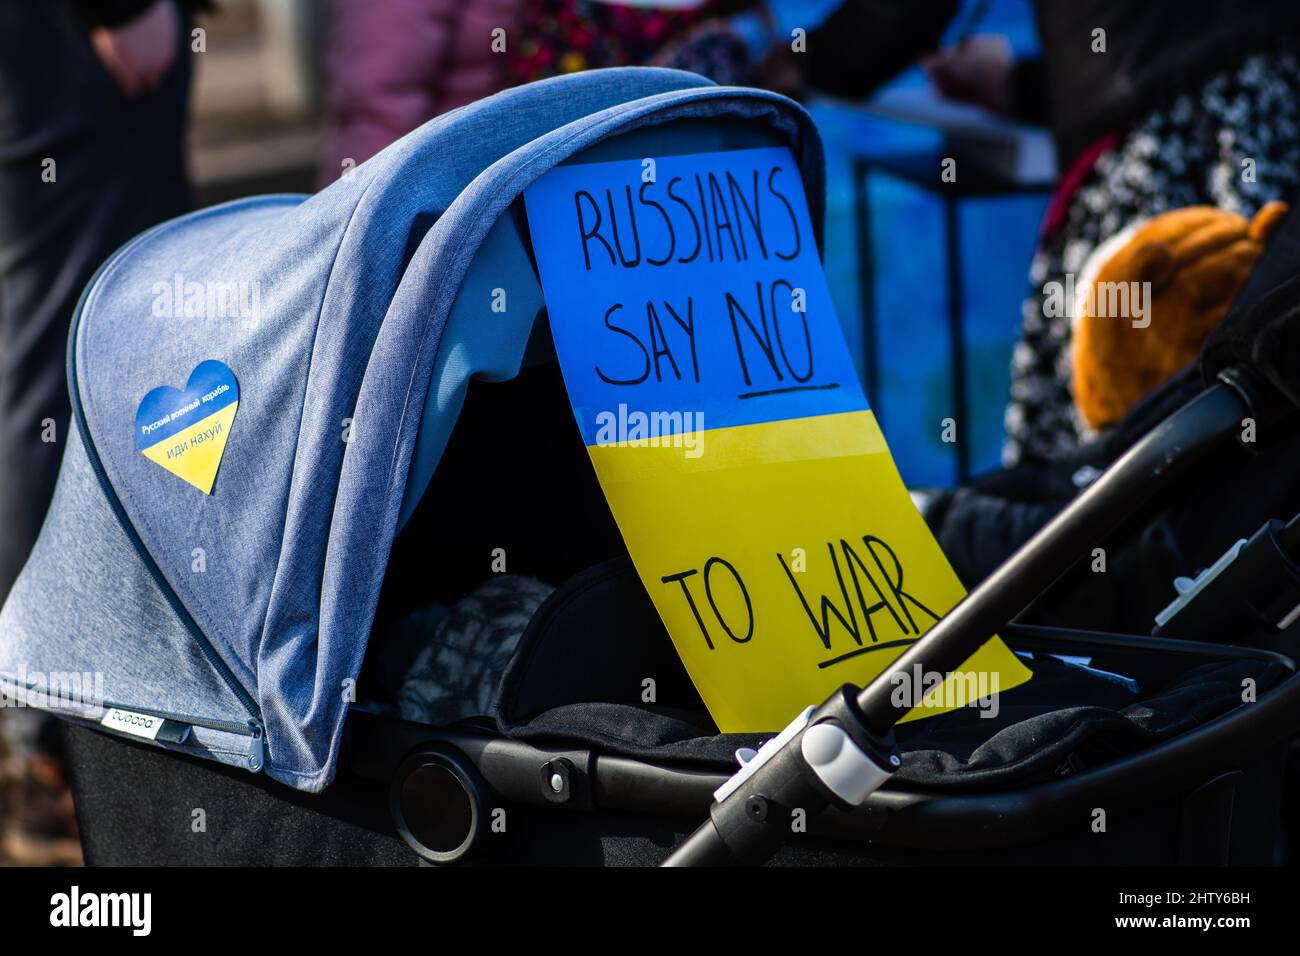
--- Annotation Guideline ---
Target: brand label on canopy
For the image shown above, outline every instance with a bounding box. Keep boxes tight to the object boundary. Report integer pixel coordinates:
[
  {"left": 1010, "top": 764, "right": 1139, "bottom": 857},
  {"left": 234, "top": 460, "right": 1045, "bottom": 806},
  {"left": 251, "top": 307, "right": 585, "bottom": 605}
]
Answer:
[
  {"left": 135, "top": 359, "right": 239, "bottom": 495},
  {"left": 524, "top": 146, "right": 1030, "bottom": 731},
  {"left": 101, "top": 707, "right": 165, "bottom": 741}
]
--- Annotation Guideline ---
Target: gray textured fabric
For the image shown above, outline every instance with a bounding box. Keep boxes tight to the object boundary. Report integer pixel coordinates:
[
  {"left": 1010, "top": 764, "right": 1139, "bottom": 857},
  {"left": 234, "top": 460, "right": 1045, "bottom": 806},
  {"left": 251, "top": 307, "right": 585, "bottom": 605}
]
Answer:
[
  {"left": 397, "top": 576, "right": 554, "bottom": 726},
  {"left": 0, "top": 428, "right": 244, "bottom": 716},
  {"left": 0, "top": 68, "right": 824, "bottom": 791},
  {"left": 0, "top": 429, "right": 255, "bottom": 770}
]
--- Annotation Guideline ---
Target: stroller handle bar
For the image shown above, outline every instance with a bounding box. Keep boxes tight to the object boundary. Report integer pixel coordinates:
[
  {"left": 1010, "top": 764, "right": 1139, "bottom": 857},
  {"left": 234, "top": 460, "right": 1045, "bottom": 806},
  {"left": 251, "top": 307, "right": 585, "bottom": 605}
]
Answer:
[{"left": 663, "top": 375, "right": 1257, "bottom": 866}]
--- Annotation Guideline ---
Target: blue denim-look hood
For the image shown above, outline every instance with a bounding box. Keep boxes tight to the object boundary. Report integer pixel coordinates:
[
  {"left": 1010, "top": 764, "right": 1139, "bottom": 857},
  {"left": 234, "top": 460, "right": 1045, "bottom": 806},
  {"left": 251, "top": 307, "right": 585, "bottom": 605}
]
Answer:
[{"left": 0, "top": 68, "right": 824, "bottom": 792}]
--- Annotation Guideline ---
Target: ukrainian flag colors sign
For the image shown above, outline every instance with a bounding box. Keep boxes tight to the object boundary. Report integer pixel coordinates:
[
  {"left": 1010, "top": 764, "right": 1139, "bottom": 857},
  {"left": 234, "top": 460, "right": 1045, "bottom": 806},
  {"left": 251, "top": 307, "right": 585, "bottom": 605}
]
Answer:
[
  {"left": 524, "top": 146, "right": 1030, "bottom": 732},
  {"left": 135, "top": 359, "right": 239, "bottom": 495}
]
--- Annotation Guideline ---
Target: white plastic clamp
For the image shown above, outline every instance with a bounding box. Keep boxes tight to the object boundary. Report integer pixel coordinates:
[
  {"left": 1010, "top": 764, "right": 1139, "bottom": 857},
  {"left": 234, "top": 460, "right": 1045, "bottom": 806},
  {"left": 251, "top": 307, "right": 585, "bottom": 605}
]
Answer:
[
  {"left": 800, "top": 722, "right": 893, "bottom": 806},
  {"left": 712, "top": 705, "right": 895, "bottom": 808},
  {"left": 713, "top": 706, "right": 813, "bottom": 804}
]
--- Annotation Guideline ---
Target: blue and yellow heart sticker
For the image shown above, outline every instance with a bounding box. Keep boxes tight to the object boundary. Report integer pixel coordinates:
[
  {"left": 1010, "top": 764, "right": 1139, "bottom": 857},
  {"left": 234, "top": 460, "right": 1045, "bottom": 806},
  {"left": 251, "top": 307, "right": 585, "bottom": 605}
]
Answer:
[{"left": 135, "top": 359, "right": 239, "bottom": 494}]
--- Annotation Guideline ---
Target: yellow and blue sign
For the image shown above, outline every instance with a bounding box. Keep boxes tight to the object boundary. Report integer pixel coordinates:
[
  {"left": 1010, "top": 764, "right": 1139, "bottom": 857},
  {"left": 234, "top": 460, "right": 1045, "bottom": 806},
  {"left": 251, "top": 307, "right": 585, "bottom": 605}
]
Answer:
[
  {"left": 135, "top": 359, "right": 239, "bottom": 495},
  {"left": 524, "top": 146, "right": 1031, "bottom": 732}
]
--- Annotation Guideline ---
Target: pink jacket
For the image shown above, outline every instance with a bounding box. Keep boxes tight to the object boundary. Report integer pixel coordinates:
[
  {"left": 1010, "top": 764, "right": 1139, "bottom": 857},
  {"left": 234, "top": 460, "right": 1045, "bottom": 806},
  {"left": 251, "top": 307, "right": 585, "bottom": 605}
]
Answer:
[{"left": 323, "top": 0, "right": 521, "bottom": 179}]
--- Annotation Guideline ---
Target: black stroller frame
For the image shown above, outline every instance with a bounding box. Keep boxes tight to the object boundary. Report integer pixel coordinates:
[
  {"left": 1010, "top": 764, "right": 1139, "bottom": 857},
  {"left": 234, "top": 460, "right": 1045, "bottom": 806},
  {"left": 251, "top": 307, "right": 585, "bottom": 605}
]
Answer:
[
  {"left": 667, "top": 374, "right": 1299, "bottom": 864},
  {"left": 350, "top": 627, "right": 1293, "bottom": 865},
  {"left": 329, "top": 372, "right": 1298, "bottom": 866}
]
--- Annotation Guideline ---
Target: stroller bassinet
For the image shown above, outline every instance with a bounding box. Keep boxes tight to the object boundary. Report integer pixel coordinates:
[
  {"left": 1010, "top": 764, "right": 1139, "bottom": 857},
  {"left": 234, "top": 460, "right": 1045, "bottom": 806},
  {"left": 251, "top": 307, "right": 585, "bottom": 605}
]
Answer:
[{"left": 5, "top": 68, "right": 1300, "bottom": 866}]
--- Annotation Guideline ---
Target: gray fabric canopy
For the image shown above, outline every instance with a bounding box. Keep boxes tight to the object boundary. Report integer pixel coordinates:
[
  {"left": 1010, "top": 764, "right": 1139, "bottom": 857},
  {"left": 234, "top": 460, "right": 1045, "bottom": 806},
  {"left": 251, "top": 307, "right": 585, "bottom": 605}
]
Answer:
[{"left": 0, "top": 68, "right": 823, "bottom": 792}]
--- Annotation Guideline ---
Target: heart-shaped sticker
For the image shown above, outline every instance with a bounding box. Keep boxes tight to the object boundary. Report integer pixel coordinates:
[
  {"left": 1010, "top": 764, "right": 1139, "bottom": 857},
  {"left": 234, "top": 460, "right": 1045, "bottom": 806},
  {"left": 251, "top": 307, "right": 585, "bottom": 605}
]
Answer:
[{"left": 135, "top": 359, "right": 239, "bottom": 494}]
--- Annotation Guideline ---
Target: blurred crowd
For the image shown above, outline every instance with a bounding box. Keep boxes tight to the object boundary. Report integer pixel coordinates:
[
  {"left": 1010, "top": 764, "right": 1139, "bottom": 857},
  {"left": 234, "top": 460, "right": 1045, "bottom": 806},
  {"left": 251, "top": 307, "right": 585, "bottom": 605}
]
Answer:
[{"left": 3, "top": 0, "right": 1300, "bottom": 864}]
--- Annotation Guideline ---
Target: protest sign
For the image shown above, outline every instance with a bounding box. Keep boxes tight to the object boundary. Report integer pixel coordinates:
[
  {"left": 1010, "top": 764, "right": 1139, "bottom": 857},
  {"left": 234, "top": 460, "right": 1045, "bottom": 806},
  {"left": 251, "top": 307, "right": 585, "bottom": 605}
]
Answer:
[{"left": 524, "top": 146, "right": 1030, "bottom": 731}]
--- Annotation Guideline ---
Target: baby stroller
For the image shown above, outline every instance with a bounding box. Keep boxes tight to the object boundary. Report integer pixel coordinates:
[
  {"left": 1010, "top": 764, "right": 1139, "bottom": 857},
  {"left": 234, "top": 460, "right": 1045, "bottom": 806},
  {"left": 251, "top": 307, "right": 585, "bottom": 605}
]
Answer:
[{"left": 3, "top": 67, "right": 1300, "bottom": 867}]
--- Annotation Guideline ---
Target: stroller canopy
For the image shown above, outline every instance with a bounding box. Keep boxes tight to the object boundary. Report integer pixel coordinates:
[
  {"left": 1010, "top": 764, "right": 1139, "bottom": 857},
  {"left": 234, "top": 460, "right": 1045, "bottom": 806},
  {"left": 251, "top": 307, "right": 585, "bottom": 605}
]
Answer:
[{"left": 0, "top": 68, "right": 823, "bottom": 791}]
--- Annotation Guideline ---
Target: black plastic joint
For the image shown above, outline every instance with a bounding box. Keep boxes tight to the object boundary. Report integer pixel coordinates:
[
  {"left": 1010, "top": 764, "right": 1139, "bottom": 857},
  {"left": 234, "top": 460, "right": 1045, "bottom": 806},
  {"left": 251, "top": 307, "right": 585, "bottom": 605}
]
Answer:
[
  {"left": 1216, "top": 366, "right": 1275, "bottom": 452},
  {"left": 539, "top": 752, "right": 593, "bottom": 808},
  {"left": 1156, "top": 518, "right": 1300, "bottom": 643}
]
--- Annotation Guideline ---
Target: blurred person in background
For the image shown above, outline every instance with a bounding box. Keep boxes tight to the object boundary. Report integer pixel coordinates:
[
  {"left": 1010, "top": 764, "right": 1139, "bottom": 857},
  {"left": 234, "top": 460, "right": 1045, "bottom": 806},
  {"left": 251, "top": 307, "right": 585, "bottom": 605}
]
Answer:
[
  {"left": 508, "top": 0, "right": 958, "bottom": 104},
  {"left": 322, "top": 0, "right": 522, "bottom": 180},
  {"left": 322, "top": 0, "right": 958, "bottom": 181},
  {"left": 647, "top": 0, "right": 960, "bottom": 102},
  {"left": 0, "top": 0, "right": 204, "bottom": 863},
  {"left": 925, "top": 1, "right": 1300, "bottom": 467},
  {"left": 321, "top": 0, "right": 728, "bottom": 180}
]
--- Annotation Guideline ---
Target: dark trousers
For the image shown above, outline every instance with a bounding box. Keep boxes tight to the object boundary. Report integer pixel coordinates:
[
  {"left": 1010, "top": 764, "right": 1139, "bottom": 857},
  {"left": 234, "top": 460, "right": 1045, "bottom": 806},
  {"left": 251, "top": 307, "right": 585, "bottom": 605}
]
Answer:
[{"left": 0, "top": 2, "right": 191, "bottom": 601}]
